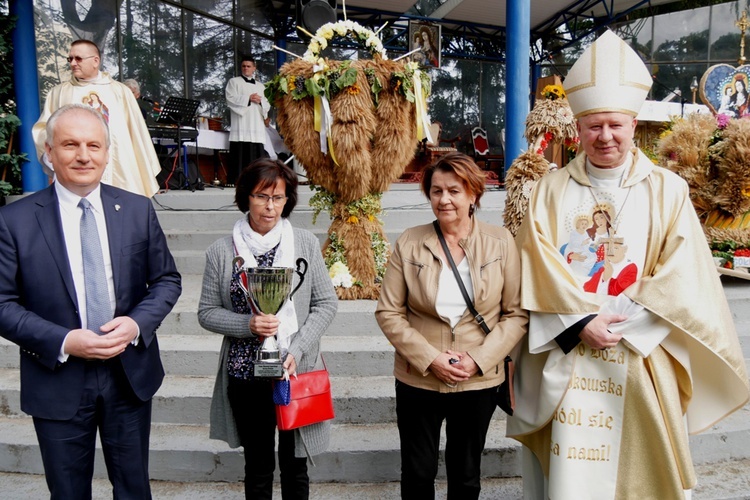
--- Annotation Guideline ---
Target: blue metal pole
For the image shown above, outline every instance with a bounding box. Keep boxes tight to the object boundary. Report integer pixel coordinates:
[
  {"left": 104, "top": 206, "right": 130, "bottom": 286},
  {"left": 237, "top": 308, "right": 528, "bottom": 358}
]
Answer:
[
  {"left": 275, "top": 38, "right": 287, "bottom": 71},
  {"left": 11, "top": 0, "right": 46, "bottom": 193},
  {"left": 504, "top": 0, "right": 531, "bottom": 173}
]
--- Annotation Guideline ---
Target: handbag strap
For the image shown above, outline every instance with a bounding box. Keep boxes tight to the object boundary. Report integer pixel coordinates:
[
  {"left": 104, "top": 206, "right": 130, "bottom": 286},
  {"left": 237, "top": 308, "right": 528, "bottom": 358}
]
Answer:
[
  {"left": 433, "top": 220, "right": 490, "bottom": 335},
  {"left": 289, "top": 354, "right": 328, "bottom": 380},
  {"left": 320, "top": 353, "right": 328, "bottom": 372}
]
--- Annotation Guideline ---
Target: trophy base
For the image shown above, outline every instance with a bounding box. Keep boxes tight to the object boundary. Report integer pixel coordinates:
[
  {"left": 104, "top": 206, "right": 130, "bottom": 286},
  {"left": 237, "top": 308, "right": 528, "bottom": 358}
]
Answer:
[{"left": 253, "top": 362, "right": 284, "bottom": 378}]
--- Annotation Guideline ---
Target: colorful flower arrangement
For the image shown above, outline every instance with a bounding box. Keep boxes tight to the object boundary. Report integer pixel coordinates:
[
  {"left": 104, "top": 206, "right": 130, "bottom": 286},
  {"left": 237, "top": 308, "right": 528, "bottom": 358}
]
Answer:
[
  {"left": 716, "top": 113, "right": 731, "bottom": 129},
  {"left": 542, "top": 84, "right": 566, "bottom": 100},
  {"left": 564, "top": 136, "right": 580, "bottom": 157},
  {"left": 322, "top": 231, "right": 389, "bottom": 287},
  {"left": 706, "top": 112, "right": 750, "bottom": 272},
  {"left": 711, "top": 240, "right": 750, "bottom": 270},
  {"left": 656, "top": 112, "right": 750, "bottom": 277},
  {"left": 269, "top": 19, "right": 427, "bottom": 299},
  {"left": 503, "top": 80, "right": 579, "bottom": 236},
  {"left": 265, "top": 60, "right": 429, "bottom": 108},
  {"left": 535, "top": 131, "right": 553, "bottom": 155},
  {"left": 370, "top": 231, "right": 389, "bottom": 281},
  {"left": 292, "top": 21, "right": 427, "bottom": 106},
  {"left": 309, "top": 185, "right": 390, "bottom": 288},
  {"left": 303, "top": 20, "right": 386, "bottom": 62},
  {"left": 324, "top": 233, "right": 358, "bottom": 287},
  {"left": 328, "top": 260, "right": 355, "bottom": 288},
  {"left": 265, "top": 60, "right": 358, "bottom": 103},
  {"left": 391, "top": 61, "right": 431, "bottom": 104},
  {"left": 309, "top": 185, "right": 383, "bottom": 225}
]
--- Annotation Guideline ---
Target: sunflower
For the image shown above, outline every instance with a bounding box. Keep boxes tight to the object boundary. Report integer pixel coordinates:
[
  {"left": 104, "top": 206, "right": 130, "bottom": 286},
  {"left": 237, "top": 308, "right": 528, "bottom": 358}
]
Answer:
[{"left": 542, "top": 84, "right": 566, "bottom": 100}]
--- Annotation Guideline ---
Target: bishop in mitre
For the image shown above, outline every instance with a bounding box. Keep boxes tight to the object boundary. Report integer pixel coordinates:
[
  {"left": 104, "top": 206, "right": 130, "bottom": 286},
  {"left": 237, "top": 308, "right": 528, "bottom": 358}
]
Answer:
[{"left": 507, "top": 30, "right": 749, "bottom": 499}]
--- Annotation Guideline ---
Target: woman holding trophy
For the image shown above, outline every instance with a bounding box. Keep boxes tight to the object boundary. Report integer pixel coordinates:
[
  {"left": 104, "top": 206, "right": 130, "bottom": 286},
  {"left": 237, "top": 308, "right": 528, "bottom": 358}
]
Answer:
[
  {"left": 376, "top": 152, "right": 528, "bottom": 499},
  {"left": 198, "top": 158, "right": 338, "bottom": 499}
]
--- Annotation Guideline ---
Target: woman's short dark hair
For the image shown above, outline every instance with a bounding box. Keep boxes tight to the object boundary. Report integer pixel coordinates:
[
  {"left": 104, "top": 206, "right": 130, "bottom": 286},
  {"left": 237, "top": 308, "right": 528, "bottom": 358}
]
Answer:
[
  {"left": 235, "top": 158, "right": 298, "bottom": 217},
  {"left": 420, "top": 152, "right": 486, "bottom": 208}
]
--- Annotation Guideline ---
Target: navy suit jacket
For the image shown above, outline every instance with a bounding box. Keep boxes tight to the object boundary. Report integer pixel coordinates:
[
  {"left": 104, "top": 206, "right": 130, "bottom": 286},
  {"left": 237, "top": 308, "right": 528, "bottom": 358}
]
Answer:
[{"left": 0, "top": 183, "right": 181, "bottom": 420}]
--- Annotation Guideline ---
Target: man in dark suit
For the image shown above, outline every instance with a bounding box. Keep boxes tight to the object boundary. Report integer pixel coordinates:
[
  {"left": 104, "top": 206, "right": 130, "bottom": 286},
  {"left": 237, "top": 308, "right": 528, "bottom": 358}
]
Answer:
[{"left": 0, "top": 104, "right": 181, "bottom": 499}]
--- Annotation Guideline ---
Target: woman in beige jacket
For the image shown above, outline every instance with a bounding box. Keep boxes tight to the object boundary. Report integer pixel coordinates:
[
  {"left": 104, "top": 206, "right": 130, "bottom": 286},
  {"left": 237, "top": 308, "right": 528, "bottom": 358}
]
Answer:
[{"left": 376, "top": 152, "right": 528, "bottom": 499}]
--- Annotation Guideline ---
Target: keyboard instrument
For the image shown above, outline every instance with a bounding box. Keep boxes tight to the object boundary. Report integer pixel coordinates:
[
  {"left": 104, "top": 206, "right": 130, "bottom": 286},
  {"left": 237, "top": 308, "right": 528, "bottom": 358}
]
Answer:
[{"left": 148, "top": 125, "right": 199, "bottom": 142}]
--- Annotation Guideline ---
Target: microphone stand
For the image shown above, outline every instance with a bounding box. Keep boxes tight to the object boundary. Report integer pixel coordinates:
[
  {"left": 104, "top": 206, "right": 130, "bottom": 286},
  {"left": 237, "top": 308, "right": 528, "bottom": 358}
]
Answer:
[
  {"left": 651, "top": 75, "right": 686, "bottom": 116},
  {"left": 545, "top": 53, "right": 567, "bottom": 80}
]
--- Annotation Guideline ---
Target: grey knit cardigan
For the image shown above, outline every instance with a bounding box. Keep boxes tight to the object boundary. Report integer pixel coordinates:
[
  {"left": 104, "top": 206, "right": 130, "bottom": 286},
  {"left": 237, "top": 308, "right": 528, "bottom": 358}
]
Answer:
[{"left": 197, "top": 228, "right": 338, "bottom": 458}]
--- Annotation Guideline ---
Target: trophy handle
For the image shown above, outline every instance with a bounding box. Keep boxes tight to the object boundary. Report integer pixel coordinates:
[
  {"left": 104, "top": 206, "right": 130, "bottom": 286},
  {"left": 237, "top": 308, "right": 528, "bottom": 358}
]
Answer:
[
  {"left": 232, "top": 257, "right": 251, "bottom": 297},
  {"left": 290, "top": 258, "right": 308, "bottom": 299}
]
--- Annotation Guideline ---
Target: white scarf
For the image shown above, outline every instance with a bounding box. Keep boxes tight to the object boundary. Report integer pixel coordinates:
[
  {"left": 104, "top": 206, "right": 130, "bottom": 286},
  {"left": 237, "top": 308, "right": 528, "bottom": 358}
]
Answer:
[{"left": 232, "top": 217, "right": 298, "bottom": 350}]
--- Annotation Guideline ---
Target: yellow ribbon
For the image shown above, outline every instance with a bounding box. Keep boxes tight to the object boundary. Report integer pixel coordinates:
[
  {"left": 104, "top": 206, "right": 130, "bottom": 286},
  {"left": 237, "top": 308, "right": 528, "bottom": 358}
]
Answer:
[
  {"left": 314, "top": 95, "right": 323, "bottom": 133},
  {"left": 327, "top": 130, "right": 339, "bottom": 166},
  {"left": 313, "top": 94, "right": 339, "bottom": 166}
]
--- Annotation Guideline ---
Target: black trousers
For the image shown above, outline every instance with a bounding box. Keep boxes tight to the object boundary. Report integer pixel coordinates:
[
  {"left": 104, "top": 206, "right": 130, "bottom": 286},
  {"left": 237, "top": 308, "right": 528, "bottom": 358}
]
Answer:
[
  {"left": 395, "top": 380, "right": 498, "bottom": 500},
  {"left": 33, "top": 359, "right": 153, "bottom": 500},
  {"left": 228, "top": 376, "right": 309, "bottom": 500},
  {"left": 228, "top": 141, "right": 265, "bottom": 185}
]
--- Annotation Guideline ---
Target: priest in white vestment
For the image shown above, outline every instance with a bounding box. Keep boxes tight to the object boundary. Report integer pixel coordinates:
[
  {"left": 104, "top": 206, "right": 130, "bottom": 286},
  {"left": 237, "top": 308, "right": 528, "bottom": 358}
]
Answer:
[
  {"left": 225, "top": 56, "right": 270, "bottom": 186},
  {"left": 32, "top": 40, "right": 161, "bottom": 198},
  {"left": 507, "top": 30, "right": 750, "bottom": 500}
]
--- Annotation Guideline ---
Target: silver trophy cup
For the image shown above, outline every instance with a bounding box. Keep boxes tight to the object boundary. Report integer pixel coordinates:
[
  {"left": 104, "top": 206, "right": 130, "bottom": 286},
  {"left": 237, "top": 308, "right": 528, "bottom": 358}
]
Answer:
[{"left": 236, "top": 258, "right": 307, "bottom": 378}]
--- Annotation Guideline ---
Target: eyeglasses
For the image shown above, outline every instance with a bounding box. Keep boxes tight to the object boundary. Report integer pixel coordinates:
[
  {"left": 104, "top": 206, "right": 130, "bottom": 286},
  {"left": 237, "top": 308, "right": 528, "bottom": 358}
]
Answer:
[
  {"left": 66, "top": 55, "right": 96, "bottom": 63},
  {"left": 249, "top": 193, "right": 287, "bottom": 206}
]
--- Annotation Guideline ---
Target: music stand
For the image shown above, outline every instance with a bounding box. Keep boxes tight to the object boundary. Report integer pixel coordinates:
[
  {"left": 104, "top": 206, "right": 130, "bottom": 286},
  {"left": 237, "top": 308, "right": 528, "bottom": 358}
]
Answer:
[{"left": 157, "top": 97, "right": 201, "bottom": 189}]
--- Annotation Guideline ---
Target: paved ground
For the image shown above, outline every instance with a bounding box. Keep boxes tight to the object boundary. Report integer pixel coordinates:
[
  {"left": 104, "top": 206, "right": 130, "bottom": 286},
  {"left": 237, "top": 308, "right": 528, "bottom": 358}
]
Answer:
[{"left": 2, "top": 458, "right": 750, "bottom": 499}]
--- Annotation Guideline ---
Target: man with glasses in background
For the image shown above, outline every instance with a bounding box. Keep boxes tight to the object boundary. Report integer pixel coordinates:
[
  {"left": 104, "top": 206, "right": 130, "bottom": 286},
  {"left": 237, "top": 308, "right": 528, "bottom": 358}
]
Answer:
[{"left": 33, "top": 40, "right": 162, "bottom": 198}]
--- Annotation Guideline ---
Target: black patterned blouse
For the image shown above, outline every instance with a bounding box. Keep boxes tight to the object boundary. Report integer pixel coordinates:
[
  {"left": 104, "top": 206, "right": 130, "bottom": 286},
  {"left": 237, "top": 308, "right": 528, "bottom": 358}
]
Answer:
[{"left": 226, "top": 244, "right": 279, "bottom": 380}]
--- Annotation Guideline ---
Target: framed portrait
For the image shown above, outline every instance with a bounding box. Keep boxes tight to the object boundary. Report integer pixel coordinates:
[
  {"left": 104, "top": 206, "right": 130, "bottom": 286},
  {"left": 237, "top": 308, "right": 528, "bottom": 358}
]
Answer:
[
  {"left": 700, "top": 65, "right": 750, "bottom": 118},
  {"left": 408, "top": 21, "right": 441, "bottom": 69}
]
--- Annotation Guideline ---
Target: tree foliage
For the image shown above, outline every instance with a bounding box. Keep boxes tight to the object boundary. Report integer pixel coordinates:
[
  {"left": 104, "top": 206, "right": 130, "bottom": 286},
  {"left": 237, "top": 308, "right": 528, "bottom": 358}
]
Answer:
[
  {"left": 427, "top": 59, "right": 506, "bottom": 155},
  {"left": 542, "top": 3, "right": 749, "bottom": 106},
  {"left": 0, "top": 0, "right": 25, "bottom": 198},
  {"left": 35, "top": 0, "right": 281, "bottom": 126},
  {"left": 650, "top": 30, "right": 709, "bottom": 100}
]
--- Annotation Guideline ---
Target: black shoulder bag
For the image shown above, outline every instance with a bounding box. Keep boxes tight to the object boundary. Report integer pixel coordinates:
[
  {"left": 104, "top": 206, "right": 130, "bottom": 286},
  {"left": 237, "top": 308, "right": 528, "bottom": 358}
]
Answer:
[{"left": 433, "top": 221, "right": 515, "bottom": 415}]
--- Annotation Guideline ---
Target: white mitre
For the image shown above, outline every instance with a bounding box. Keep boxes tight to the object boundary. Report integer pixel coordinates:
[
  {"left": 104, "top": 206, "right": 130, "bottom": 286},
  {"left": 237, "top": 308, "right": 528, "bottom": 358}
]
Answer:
[{"left": 563, "top": 30, "right": 653, "bottom": 118}]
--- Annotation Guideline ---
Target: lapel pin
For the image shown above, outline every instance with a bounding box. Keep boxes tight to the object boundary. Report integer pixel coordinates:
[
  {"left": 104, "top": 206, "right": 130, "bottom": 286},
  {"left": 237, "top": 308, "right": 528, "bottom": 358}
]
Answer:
[{"left": 115, "top": 204, "right": 121, "bottom": 212}]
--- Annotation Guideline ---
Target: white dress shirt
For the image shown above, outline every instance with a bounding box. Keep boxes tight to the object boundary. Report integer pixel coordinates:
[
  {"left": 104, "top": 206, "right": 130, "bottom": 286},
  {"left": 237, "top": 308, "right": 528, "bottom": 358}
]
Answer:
[{"left": 55, "top": 182, "right": 117, "bottom": 361}]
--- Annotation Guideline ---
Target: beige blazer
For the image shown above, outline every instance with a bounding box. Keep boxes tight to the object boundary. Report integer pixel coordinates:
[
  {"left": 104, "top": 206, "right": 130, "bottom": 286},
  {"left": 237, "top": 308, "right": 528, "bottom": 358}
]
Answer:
[{"left": 376, "top": 219, "right": 528, "bottom": 393}]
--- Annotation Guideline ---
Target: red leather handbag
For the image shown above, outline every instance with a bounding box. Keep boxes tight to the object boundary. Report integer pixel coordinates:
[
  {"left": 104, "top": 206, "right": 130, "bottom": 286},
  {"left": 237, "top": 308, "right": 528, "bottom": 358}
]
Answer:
[{"left": 275, "top": 361, "right": 335, "bottom": 431}]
